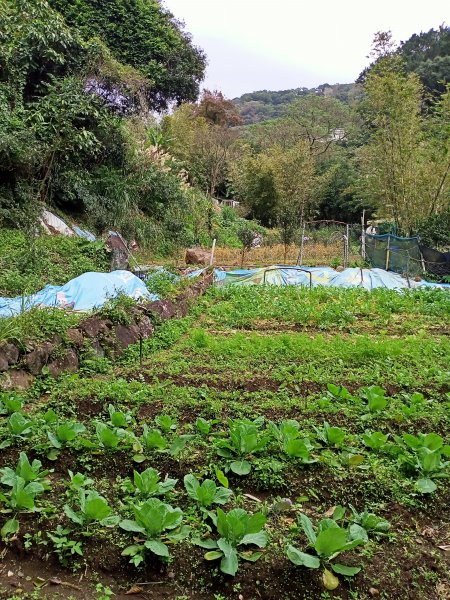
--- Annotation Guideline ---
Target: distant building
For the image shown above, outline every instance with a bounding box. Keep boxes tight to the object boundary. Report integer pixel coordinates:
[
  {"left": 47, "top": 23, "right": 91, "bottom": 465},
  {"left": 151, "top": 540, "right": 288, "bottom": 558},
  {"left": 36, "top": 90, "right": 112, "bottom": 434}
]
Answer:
[
  {"left": 220, "top": 199, "right": 240, "bottom": 208},
  {"left": 330, "top": 128, "right": 346, "bottom": 141}
]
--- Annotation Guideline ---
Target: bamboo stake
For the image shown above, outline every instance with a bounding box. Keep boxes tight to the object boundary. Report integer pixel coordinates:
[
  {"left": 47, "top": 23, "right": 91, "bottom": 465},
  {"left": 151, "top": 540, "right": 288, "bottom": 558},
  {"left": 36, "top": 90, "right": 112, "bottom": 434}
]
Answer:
[{"left": 209, "top": 238, "right": 216, "bottom": 266}]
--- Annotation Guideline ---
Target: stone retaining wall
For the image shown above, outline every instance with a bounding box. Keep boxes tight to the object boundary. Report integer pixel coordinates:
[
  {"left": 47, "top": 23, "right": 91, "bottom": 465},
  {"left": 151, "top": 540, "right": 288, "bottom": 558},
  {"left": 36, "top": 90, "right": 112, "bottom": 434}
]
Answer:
[{"left": 0, "top": 270, "right": 213, "bottom": 390}]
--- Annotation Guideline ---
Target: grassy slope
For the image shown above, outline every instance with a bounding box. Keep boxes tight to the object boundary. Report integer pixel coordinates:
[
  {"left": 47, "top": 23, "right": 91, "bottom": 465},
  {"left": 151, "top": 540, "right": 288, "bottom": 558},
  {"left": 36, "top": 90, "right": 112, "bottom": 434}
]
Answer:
[{"left": 0, "top": 229, "right": 109, "bottom": 297}]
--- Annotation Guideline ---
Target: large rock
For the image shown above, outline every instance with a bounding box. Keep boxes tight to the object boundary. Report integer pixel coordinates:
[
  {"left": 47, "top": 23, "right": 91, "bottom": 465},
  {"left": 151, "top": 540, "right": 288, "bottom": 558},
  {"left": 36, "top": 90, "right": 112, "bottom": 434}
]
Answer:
[
  {"left": 24, "top": 342, "right": 54, "bottom": 375},
  {"left": 146, "top": 299, "right": 179, "bottom": 321},
  {"left": 91, "top": 340, "right": 105, "bottom": 357},
  {"left": 138, "top": 315, "right": 154, "bottom": 339},
  {"left": 66, "top": 328, "right": 84, "bottom": 347},
  {"left": 114, "top": 324, "right": 141, "bottom": 350},
  {"left": 185, "top": 248, "right": 211, "bottom": 265},
  {"left": 0, "top": 354, "right": 8, "bottom": 372},
  {"left": 107, "top": 232, "right": 129, "bottom": 270},
  {"left": 79, "top": 317, "right": 111, "bottom": 338},
  {"left": 175, "top": 300, "right": 190, "bottom": 318},
  {"left": 0, "top": 343, "right": 19, "bottom": 366},
  {"left": 1, "top": 370, "right": 35, "bottom": 390},
  {"left": 47, "top": 349, "right": 79, "bottom": 378}
]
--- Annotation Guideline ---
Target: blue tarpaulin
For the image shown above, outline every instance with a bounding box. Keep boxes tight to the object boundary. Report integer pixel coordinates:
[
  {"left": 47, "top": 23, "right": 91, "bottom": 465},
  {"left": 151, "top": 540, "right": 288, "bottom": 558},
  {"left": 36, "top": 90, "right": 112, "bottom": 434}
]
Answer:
[
  {"left": 72, "top": 226, "right": 96, "bottom": 242},
  {"left": 0, "top": 271, "right": 158, "bottom": 318},
  {"left": 213, "top": 265, "right": 450, "bottom": 291}
]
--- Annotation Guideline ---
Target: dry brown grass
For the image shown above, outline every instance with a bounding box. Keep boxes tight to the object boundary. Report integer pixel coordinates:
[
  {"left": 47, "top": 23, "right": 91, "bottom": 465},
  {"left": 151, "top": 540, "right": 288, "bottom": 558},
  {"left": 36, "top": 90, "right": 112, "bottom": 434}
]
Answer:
[
  {"left": 134, "top": 242, "right": 360, "bottom": 269},
  {"left": 213, "top": 243, "right": 359, "bottom": 268}
]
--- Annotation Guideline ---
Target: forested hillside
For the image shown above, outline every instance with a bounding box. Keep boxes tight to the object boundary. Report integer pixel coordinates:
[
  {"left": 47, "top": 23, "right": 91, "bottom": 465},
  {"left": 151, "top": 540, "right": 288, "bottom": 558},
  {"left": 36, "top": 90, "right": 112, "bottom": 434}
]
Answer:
[
  {"left": 0, "top": 0, "right": 211, "bottom": 255},
  {"left": 1, "top": 3, "right": 449, "bottom": 262},
  {"left": 233, "top": 83, "right": 362, "bottom": 125},
  {"left": 0, "top": 9, "right": 450, "bottom": 598}
]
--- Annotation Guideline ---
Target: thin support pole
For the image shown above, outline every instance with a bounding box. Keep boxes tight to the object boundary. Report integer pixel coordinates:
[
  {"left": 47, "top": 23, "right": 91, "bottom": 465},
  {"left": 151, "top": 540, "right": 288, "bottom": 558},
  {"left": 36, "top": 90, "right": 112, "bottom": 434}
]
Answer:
[
  {"left": 297, "top": 222, "right": 306, "bottom": 266},
  {"left": 345, "top": 224, "right": 350, "bottom": 268},
  {"left": 361, "top": 210, "right": 366, "bottom": 259},
  {"left": 209, "top": 238, "right": 216, "bottom": 266},
  {"left": 385, "top": 235, "right": 391, "bottom": 271}
]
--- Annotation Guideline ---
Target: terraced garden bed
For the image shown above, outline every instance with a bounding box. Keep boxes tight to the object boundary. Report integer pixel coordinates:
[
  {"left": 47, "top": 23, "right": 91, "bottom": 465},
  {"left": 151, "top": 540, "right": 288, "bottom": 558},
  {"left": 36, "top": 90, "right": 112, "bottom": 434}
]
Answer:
[{"left": 1, "top": 286, "right": 449, "bottom": 599}]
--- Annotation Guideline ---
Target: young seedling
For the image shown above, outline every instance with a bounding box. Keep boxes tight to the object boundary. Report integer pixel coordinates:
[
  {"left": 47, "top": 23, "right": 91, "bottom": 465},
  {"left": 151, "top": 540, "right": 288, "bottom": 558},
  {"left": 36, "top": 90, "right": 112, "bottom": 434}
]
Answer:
[
  {"left": 132, "top": 467, "right": 178, "bottom": 498},
  {"left": 47, "top": 525, "right": 83, "bottom": 566},
  {"left": 95, "top": 422, "right": 122, "bottom": 449},
  {"left": 66, "top": 471, "right": 95, "bottom": 493},
  {"left": 46, "top": 421, "right": 86, "bottom": 458},
  {"left": 107, "top": 404, "right": 133, "bottom": 428},
  {"left": 194, "top": 508, "right": 267, "bottom": 575},
  {"left": 215, "top": 418, "right": 269, "bottom": 475},
  {"left": 313, "top": 421, "right": 346, "bottom": 448},
  {"left": 362, "top": 431, "right": 390, "bottom": 451},
  {"left": 286, "top": 513, "right": 366, "bottom": 589},
  {"left": 0, "top": 452, "right": 51, "bottom": 517},
  {"left": 120, "top": 498, "right": 189, "bottom": 565},
  {"left": 196, "top": 417, "right": 218, "bottom": 436},
  {"left": 7, "top": 412, "right": 33, "bottom": 439},
  {"left": 269, "top": 420, "right": 316, "bottom": 463},
  {"left": 155, "top": 414, "right": 177, "bottom": 432},
  {"left": 64, "top": 490, "right": 119, "bottom": 531},
  {"left": 184, "top": 474, "right": 233, "bottom": 514},
  {"left": 395, "top": 433, "right": 450, "bottom": 493},
  {"left": 361, "top": 386, "right": 388, "bottom": 417},
  {"left": 0, "top": 394, "right": 24, "bottom": 415},
  {"left": 348, "top": 506, "right": 391, "bottom": 539}
]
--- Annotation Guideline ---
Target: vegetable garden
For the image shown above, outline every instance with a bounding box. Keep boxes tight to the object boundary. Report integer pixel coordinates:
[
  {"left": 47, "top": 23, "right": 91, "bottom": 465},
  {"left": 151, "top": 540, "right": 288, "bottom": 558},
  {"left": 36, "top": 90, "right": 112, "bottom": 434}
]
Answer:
[{"left": 1, "top": 285, "right": 449, "bottom": 599}]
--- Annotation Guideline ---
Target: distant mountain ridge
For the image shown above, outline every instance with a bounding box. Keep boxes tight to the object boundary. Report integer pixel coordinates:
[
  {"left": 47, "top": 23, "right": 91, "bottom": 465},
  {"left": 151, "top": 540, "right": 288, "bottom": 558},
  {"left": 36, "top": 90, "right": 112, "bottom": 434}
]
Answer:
[{"left": 233, "top": 83, "right": 362, "bottom": 124}]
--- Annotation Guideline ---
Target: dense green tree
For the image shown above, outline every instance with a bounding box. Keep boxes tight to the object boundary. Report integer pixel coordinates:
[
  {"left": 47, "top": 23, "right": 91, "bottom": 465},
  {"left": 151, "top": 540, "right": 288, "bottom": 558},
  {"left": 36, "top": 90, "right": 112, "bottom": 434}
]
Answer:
[
  {"left": 0, "top": 0, "right": 210, "bottom": 253},
  {"left": 269, "top": 141, "right": 316, "bottom": 259},
  {"left": 229, "top": 150, "right": 279, "bottom": 226},
  {"left": 164, "top": 93, "right": 242, "bottom": 197},
  {"left": 49, "top": 0, "right": 207, "bottom": 110},
  {"left": 358, "top": 36, "right": 450, "bottom": 234},
  {"left": 358, "top": 25, "right": 450, "bottom": 97},
  {"left": 287, "top": 95, "right": 354, "bottom": 156},
  {"left": 315, "top": 155, "right": 375, "bottom": 222}
]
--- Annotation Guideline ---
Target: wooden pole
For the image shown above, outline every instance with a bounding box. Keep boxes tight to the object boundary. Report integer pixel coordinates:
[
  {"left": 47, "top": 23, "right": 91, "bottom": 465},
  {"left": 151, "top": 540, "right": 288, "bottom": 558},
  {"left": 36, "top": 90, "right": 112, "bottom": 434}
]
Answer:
[
  {"left": 385, "top": 235, "right": 391, "bottom": 271},
  {"left": 345, "top": 224, "right": 350, "bottom": 268},
  {"left": 361, "top": 210, "right": 366, "bottom": 259},
  {"left": 209, "top": 238, "right": 216, "bottom": 266},
  {"left": 297, "top": 222, "right": 306, "bottom": 266}
]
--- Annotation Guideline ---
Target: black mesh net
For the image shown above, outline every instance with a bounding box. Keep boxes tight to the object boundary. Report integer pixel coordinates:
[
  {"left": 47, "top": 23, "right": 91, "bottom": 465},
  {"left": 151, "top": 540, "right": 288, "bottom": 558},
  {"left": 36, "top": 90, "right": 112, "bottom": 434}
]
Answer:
[{"left": 366, "top": 234, "right": 450, "bottom": 277}]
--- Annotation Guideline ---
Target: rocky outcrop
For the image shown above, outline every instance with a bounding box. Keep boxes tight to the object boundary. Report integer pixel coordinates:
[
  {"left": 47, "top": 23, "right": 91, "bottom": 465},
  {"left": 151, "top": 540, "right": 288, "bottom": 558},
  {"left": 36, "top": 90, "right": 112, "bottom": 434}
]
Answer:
[
  {"left": 0, "top": 343, "right": 19, "bottom": 367},
  {"left": 66, "top": 328, "right": 84, "bottom": 347},
  {"left": 79, "top": 317, "right": 111, "bottom": 338},
  {"left": 24, "top": 342, "right": 54, "bottom": 375},
  {"left": 47, "top": 349, "right": 79, "bottom": 378},
  {"left": 185, "top": 248, "right": 211, "bottom": 265},
  {"left": 1, "top": 370, "right": 35, "bottom": 390},
  {"left": 0, "top": 269, "right": 213, "bottom": 390}
]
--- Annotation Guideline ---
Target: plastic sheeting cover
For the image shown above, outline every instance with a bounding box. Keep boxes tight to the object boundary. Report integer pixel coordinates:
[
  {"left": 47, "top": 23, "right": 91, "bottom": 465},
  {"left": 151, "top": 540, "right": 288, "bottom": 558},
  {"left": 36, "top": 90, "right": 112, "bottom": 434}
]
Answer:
[
  {"left": 40, "top": 210, "right": 74, "bottom": 237},
  {"left": 72, "top": 226, "right": 96, "bottom": 242},
  {"left": 214, "top": 265, "right": 450, "bottom": 291},
  {"left": 0, "top": 271, "right": 158, "bottom": 318}
]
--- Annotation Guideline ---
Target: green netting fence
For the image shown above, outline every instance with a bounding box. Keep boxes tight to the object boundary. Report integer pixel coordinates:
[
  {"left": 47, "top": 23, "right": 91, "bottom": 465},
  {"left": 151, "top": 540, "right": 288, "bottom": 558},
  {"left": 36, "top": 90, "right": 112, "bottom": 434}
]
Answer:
[
  {"left": 365, "top": 234, "right": 423, "bottom": 276},
  {"left": 365, "top": 234, "right": 450, "bottom": 278}
]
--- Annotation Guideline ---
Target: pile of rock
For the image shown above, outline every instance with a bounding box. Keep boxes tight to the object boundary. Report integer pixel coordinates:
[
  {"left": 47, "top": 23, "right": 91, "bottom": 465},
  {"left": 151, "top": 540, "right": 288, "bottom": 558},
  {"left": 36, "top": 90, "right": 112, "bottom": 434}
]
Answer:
[{"left": 0, "top": 270, "right": 213, "bottom": 390}]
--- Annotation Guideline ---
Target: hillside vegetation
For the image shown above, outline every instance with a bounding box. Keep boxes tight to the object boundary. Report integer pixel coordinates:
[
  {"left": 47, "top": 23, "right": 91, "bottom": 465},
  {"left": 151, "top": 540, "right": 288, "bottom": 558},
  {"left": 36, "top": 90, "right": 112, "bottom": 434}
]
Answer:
[{"left": 233, "top": 83, "right": 362, "bottom": 125}]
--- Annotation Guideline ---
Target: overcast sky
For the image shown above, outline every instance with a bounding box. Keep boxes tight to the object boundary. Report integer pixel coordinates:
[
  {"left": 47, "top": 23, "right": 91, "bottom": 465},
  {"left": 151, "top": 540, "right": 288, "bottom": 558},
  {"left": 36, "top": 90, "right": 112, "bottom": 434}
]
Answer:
[{"left": 163, "top": 0, "right": 449, "bottom": 98}]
